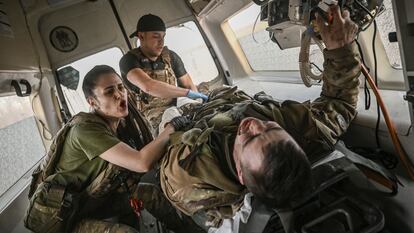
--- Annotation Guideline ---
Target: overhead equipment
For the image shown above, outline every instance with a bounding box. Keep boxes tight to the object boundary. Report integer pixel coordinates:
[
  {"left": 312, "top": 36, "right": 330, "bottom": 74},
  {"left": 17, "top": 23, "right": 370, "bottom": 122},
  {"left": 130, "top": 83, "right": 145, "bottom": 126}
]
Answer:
[{"left": 253, "top": 0, "right": 414, "bottom": 180}]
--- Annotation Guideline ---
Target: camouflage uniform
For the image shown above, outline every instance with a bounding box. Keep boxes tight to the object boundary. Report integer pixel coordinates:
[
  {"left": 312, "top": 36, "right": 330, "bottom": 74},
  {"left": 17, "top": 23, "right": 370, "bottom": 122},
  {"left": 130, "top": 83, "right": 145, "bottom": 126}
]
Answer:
[
  {"left": 25, "top": 101, "right": 203, "bottom": 232},
  {"left": 159, "top": 43, "right": 362, "bottom": 227},
  {"left": 73, "top": 183, "right": 205, "bottom": 233},
  {"left": 127, "top": 47, "right": 178, "bottom": 135},
  {"left": 73, "top": 219, "right": 138, "bottom": 233}
]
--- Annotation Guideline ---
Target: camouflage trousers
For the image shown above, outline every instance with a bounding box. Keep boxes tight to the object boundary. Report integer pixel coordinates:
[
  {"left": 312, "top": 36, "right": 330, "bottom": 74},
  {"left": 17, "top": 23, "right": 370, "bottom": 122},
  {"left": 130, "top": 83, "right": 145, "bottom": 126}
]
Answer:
[
  {"left": 72, "top": 183, "right": 205, "bottom": 233},
  {"left": 72, "top": 219, "right": 138, "bottom": 233}
]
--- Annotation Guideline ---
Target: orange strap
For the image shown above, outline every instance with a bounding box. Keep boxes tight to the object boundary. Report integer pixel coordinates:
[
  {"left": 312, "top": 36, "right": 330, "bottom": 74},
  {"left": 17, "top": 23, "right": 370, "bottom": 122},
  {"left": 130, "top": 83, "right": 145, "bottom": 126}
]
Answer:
[
  {"left": 356, "top": 164, "right": 398, "bottom": 195},
  {"left": 361, "top": 64, "right": 414, "bottom": 180}
]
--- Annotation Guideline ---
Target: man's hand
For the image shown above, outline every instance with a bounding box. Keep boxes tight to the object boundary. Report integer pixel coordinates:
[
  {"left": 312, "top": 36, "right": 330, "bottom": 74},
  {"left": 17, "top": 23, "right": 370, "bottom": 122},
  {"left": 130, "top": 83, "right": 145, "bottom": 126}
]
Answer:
[
  {"left": 316, "top": 5, "right": 358, "bottom": 50},
  {"left": 186, "top": 90, "right": 208, "bottom": 102}
]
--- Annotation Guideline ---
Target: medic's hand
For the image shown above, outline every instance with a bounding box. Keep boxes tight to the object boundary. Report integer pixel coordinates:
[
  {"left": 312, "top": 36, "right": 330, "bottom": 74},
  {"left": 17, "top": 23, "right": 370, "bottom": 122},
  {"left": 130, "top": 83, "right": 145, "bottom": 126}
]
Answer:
[
  {"left": 168, "top": 116, "right": 193, "bottom": 131},
  {"left": 316, "top": 5, "right": 358, "bottom": 50},
  {"left": 186, "top": 90, "right": 208, "bottom": 102}
]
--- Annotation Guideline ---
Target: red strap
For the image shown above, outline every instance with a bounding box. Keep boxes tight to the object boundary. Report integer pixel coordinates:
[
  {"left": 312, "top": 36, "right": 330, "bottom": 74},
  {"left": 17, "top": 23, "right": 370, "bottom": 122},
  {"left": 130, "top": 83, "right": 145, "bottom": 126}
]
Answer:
[{"left": 129, "top": 198, "right": 144, "bottom": 218}]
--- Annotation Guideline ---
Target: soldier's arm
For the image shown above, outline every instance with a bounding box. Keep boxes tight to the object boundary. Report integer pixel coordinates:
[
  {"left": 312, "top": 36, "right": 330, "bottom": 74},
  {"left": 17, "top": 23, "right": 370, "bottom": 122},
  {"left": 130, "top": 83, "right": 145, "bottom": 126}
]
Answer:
[
  {"left": 310, "top": 6, "right": 361, "bottom": 138},
  {"left": 119, "top": 53, "right": 190, "bottom": 98},
  {"left": 100, "top": 124, "right": 175, "bottom": 172},
  {"left": 317, "top": 5, "right": 360, "bottom": 107},
  {"left": 178, "top": 73, "right": 198, "bottom": 92},
  {"left": 126, "top": 68, "right": 189, "bottom": 98}
]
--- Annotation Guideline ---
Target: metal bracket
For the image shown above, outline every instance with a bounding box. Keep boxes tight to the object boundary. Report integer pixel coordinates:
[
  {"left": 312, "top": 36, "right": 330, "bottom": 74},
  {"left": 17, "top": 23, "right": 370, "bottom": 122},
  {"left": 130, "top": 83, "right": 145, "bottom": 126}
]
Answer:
[{"left": 404, "top": 91, "right": 414, "bottom": 104}]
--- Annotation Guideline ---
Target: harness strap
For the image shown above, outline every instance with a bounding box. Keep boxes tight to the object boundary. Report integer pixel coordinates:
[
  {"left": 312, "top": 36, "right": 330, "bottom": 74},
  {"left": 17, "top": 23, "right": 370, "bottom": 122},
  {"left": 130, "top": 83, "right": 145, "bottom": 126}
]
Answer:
[
  {"left": 119, "top": 176, "right": 144, "bottom": 219},
  {"left": 335, "top": 141, "right": 400, "bottom": 195},
  {"left": 356, "top": 165, "right": 399, "bottom": 195}
]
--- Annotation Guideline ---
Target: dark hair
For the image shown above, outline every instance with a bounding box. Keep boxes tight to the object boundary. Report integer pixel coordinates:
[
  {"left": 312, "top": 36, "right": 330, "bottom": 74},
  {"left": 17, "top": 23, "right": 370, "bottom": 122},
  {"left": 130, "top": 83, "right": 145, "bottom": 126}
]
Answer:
[
  {"left": 241, "top": 139, "right": 312, "bottom": 209},
  {"left": 82, "top": 65, "right": 119, "bottom": 99}
]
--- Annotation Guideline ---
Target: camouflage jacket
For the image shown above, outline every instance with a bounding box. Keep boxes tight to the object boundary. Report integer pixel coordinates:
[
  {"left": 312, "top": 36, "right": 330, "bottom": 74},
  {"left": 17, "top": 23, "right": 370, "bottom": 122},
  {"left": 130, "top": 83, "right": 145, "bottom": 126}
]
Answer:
[{"left": 159, "top": 43, "right": 361, "bottom": 227}]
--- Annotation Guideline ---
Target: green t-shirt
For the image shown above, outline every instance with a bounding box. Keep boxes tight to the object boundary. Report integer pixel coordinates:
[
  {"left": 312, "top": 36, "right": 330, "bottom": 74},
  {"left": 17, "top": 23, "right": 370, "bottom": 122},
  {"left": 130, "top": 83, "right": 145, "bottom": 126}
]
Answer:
[{"left": 53, "top": 113, "right": 120, "bottom": 190}]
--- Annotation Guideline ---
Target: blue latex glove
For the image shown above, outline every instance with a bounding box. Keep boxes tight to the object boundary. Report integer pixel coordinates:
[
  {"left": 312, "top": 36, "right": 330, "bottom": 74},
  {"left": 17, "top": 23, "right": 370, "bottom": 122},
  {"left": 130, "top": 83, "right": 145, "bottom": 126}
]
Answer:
[{"left": 186, "top": 90, "right": 208, "bottom": 102}]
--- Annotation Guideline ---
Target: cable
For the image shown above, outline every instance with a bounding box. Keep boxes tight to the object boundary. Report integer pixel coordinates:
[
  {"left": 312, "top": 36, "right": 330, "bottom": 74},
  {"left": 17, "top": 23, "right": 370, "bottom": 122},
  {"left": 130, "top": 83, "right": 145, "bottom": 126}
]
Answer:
[
  {"left": 310, "top": 62, "right": 323, "bottom": 73},
  {"left": 352, "top": 39, "right": 398, "bottom": 169},
  {"left": 361, "top": 64, "right": 414, "bottom": 180},
  {"left": 19, "top": 0, "right": 53, "bottom": 140},
  {"left": 299, "top": 30, "right": 325, "bottom": 87},
  {"left": 354, "top": 0, "right": 379, "bottom": 32},
  {"left": 355, "top": 0, "right": 374, "bottom": 18},
  {"left": 349, "top": 146, "right": 398, "bottom": 169},
  {"left": 252, "top": 2, "right": 272, "bottom": 44},
  {"left": 372, "top": 20, "right": 381, "bottom": 149},
  {"left": 355, "top": 39, "right": 371, "bottom": 110}
]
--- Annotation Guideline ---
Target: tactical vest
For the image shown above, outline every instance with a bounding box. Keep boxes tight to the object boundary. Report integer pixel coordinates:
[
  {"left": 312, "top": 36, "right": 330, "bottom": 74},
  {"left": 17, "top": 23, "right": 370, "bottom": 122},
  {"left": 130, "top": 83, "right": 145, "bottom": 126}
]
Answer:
[
  {"left": 128, "top": 46, "right": 177, "bottom": 132},
  {"left": 25, "top": 99, "right": 153, "bottom": 233}
]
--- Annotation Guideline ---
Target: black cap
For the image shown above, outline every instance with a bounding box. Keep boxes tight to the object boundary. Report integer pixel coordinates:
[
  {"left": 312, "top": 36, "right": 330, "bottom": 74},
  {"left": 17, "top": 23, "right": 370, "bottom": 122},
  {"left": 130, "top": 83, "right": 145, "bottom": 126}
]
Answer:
[{"left": 129, "top": 14, "right": 166, "bottom": 38}]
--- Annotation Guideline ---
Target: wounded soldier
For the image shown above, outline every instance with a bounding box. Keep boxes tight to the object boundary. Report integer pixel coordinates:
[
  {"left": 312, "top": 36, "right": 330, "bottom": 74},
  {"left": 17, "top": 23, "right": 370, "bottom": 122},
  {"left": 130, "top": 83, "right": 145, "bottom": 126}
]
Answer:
[{"left": 159, "top": 6, "right": 361, "bottom": 228}]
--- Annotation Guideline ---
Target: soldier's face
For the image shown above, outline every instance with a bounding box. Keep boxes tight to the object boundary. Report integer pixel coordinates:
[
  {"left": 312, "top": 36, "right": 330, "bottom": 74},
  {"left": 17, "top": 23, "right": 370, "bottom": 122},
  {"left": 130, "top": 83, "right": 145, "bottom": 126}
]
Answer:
[
  {"left": 88, "top": 73, "right": 128, "bottom": 119},
  {"left": 233, "top": 117, "right": 292, "bottom": 184},
  {"left": 139, "top": 31, "right": 165, "bottom": 57}
]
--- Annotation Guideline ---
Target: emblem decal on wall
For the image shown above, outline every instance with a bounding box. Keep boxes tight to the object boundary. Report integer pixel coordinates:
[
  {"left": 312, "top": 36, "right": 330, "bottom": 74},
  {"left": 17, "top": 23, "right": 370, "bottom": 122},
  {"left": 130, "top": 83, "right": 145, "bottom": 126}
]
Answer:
[{"left": 49, "top": 26, "right": 78, "bottom": 52}]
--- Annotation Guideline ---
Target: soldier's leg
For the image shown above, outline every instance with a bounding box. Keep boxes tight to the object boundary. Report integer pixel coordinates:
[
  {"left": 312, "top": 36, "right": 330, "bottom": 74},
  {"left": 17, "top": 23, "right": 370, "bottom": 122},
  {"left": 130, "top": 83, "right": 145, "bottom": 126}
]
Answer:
[
  {"left": 76, "top": 192, "right": 139, "bottom": 230},
  {"left": 134, "top": 183, "right": 206, "bottom": 233},
  {"left": 72, "top": 219, "right": 139, "bottom": 233}
]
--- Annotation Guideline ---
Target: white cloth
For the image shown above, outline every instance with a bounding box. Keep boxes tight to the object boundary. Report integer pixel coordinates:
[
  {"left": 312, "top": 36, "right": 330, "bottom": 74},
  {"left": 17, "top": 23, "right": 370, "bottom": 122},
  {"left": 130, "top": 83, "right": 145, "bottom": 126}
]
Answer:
[
  {"left": 158, "top": 106, "right": 182, "bottom": 133},
  {"left": 208, "top": 193, "right": 254, "bottom": 233},
  {"left": 158, "top": 97, "right": 201, "bottom": 132}
]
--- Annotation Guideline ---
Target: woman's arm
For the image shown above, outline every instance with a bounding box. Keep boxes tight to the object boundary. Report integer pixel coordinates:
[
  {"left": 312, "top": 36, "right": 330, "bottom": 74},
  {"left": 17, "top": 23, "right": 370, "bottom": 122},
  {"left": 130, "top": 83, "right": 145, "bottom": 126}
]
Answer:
[{"left": 100, "top": 125, "right": 174, "bottom": 172}]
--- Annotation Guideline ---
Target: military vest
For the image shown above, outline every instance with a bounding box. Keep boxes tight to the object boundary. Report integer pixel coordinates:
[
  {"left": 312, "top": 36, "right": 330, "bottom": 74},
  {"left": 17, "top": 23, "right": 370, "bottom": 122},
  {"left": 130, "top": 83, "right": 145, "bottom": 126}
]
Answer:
[
  {"left": 128, "top": 47, "right": 177, "bottom": 133},
  {"left": 25, "top": 98, "right": 153, "bottom": 233}
]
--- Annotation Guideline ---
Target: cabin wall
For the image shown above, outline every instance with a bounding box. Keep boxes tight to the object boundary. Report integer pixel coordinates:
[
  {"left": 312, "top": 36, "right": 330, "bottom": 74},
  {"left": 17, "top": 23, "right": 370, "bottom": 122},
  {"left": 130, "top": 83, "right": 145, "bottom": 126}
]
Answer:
[
  {"left": 38, "top": 1, "right": 127, "bottom": 69},
  {"left": 0, "top": 0, "right": 414, "bottom": 232},
  {"left": 0, "top": 0, "right": 38, "bottom": 72}
]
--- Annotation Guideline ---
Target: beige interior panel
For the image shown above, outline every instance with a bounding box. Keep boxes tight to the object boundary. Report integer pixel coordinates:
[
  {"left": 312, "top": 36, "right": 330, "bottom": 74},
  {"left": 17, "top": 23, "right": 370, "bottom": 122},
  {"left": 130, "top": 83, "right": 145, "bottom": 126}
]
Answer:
[
  {"left": 39, "top": 0, "right": 127, "bottom": 69},
  {"left": 0, "top": 0, "right": 38, "bottom": 72},
  {"left": 115, "top": 0, "right": 193, "bottom": 44}
]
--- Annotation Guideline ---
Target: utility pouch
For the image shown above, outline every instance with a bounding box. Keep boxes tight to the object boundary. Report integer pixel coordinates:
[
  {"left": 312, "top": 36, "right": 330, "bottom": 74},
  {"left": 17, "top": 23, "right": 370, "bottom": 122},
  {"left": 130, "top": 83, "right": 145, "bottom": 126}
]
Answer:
[{"left": 24, "top": 182, "right": 78, "bottom": 233}]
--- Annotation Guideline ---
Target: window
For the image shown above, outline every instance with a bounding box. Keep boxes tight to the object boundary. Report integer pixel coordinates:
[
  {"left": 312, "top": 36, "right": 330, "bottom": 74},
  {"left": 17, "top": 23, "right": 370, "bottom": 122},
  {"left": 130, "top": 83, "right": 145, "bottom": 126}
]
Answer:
[
  {"left": 0, "top": 95, "right": 45, "bottom": 198},
  {"left": 165, "top": 21, "right": 218, "bottom": 84},
  {"left": 376, "top": 0, "right": 402, "bottom": 69},
  {"left": 57, "top": 47, "right": 124, "bottom": 115},
  {"left": 136, "top": 21, "right": 219, "bottom": 84},
  {"left": 227, "top": 4, "right": 323, "bottom": 71}
]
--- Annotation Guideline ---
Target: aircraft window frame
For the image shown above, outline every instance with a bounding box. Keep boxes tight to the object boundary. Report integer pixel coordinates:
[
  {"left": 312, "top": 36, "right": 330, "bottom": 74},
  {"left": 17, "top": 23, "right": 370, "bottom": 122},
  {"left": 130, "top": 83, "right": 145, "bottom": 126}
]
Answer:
[
  {"left": 225, "top": 3, "right": 324, "bottom": 73},
  {"left": 225, "top": 2, "right": 402, "bottom": 72},
  {"left": 375, "top": 0, "right": 402, "bottom": 69},
  {"left": 134, "top": 20, "right": 220, "bottom": 85},
  {"left": 56, "top": 47, "right": 124, "bottom": 116}
]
